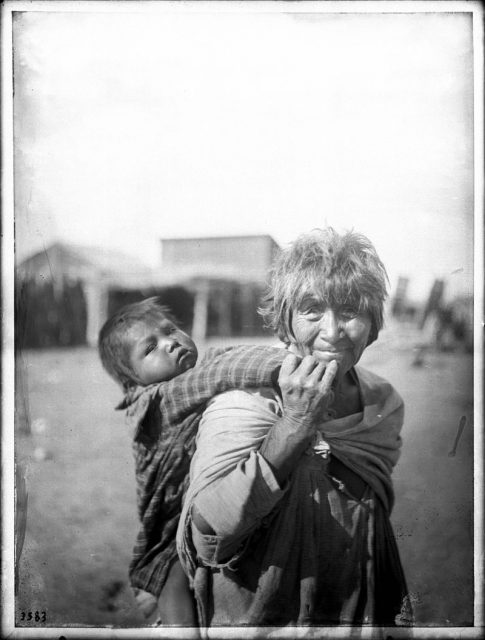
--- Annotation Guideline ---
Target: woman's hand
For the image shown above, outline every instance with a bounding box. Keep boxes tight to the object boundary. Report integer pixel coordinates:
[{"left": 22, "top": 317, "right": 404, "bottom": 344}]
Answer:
[
  {"left": 259, "top": 354, "right": 338, "bottom": 485},
  {"left": 278, "top": 353, "right": 339, "bottom": 437}
]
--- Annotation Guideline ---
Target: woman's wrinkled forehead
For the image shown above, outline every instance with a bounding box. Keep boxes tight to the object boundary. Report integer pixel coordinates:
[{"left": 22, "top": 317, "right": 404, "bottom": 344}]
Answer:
[{"left": 291, "top": 273, "right": 367, "bottom": 312}]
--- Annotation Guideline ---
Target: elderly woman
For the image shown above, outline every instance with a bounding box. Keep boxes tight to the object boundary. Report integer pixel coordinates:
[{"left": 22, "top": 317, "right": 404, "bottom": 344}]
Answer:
[{"left": 177, "top": 228, "right": 412, "bottom": 627}]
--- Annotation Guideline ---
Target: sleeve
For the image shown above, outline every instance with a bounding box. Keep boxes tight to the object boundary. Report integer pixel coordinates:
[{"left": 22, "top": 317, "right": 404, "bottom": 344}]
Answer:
[
  {"left": 155, "top": 345, "right": 286, "bottom": 425},
  {"left": 189, "top": 389, "right": 288, "bottom": 566}
]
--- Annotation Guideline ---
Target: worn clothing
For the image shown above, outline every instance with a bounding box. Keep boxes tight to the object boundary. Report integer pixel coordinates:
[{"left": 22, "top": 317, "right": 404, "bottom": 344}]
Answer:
[
  {"left": 118, "top": 345, "right": 287, "bottom": 598},
  {"left": 177, "top": 367, "right": 412, "bottom": 627}
]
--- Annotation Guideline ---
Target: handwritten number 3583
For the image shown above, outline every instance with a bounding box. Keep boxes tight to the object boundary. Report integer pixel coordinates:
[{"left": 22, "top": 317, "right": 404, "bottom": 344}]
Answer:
[{"left": 20, "top": 611, "right": 47, "bottom": 622}]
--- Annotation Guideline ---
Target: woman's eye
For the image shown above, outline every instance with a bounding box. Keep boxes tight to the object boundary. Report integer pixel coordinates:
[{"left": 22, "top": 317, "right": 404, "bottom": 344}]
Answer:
[
  {"left": 340, "top": 307, "right": 357, "bottom": 319},
  {"left": 145, "top": 343, "right": 156, "bottom": 355},
  {"left": 301, "top": 302, "right": 320, "bottom": 316}
]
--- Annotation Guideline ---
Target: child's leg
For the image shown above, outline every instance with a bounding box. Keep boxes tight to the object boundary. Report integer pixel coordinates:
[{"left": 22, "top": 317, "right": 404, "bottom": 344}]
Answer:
[
  {"left": 158, "top": 558, "right": 199, "bottom": 629},
  {"left": 133, "top": 588, "right": 158, "bottom": 618}
]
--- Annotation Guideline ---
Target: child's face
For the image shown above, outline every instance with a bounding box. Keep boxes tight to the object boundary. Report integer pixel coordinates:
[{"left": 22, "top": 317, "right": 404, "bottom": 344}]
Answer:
[{"left": 127, "top": 316, "right": 198, "bottom": 385}]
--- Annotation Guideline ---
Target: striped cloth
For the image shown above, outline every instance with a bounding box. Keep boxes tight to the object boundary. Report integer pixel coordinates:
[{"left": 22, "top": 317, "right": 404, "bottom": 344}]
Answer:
[{"left": 117, "top": 345, "right": 286, "bottom": 598}]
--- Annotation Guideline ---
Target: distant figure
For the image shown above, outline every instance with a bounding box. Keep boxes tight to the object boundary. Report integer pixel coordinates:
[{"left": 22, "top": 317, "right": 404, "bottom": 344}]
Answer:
[
  {"left": 391, "top": 276, "right": 410, "bottom": 319},
  {"left": 98, "top": 298, "right": 287, "bottom": 627},
  {"left": 414, "top": 282, "right": 472, "bottom": 363},
  {"left": 419, "top": 279, "right": 445, "bottom": 331},
  {"left": 413, "top": 279, "right": 447, "bottom": 365},
  {"left": 178, "top": 228, "right": 413, "bottom": 627}
]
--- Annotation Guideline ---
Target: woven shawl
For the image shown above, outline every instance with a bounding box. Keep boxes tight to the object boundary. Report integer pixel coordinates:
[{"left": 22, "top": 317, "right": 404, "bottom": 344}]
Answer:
[{"left": 177, "top": 363, "right": 404, "bottom": 584}]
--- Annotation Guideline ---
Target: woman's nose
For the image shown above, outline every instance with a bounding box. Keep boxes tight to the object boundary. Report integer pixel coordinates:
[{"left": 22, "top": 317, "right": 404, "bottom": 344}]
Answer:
[{"left": 318, "top": 309, "right": 341, "bottom": 342}]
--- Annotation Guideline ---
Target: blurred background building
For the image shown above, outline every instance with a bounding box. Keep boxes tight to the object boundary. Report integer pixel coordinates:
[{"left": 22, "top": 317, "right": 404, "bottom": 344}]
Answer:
[
  {"left": 16, "top": 233, "right": 473, "bottom": 354},
  {"left": 15, "top": 235, "right": 281, "bottom": 348}
]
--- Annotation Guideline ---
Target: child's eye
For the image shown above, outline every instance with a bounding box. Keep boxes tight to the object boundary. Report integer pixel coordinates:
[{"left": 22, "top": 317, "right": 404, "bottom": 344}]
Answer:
[{"left": 161, "top": 323, "right": 177, "bottom": 335}]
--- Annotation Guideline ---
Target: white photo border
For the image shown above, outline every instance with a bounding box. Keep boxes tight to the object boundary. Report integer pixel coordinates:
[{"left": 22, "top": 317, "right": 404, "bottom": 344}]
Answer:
[{"left": 1, "top": 1, "right": 483, "bottom": 638}]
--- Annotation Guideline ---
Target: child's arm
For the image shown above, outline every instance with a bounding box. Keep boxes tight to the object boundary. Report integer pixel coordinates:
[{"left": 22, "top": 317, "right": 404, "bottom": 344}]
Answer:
[
  {"left": 128, "top": 346, "right": 286, "bottom": 443},
  {"left": 158, "top": 345, "right": 287, "bottom": 424}
]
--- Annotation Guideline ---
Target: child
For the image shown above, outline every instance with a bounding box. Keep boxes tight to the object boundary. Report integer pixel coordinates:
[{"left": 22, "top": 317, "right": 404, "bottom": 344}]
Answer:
[{"left": 98, "top": 297, "right": 286, "bottom": 626}]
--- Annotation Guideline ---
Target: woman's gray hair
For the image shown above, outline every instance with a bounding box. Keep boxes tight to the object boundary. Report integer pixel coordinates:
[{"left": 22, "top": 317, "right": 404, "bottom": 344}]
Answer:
[{"left": 259, "top": 228, "right": 389, "bottom": 346}]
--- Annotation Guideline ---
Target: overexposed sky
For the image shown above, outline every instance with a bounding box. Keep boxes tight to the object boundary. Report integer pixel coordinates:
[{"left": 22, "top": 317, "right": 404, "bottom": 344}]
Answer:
[{"left": 11, "top": 2, "right": 475, "bottom": 301}]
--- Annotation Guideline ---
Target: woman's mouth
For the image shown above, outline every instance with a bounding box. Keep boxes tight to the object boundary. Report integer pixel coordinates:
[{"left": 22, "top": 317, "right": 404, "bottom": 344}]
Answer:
[{"left": 312, "top": 348, "right": 352, "bottom": 362}]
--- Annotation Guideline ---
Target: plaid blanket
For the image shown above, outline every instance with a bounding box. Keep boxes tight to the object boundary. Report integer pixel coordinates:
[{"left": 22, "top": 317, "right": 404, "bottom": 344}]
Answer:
[{"left": 117, "top": 345, "right": 286, "bottom": 597}]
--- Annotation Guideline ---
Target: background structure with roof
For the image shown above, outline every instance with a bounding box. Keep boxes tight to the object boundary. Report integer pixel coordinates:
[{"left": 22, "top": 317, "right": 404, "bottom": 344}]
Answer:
[{"left": 16, "top": 235, "right": 281, "bottom": 348}]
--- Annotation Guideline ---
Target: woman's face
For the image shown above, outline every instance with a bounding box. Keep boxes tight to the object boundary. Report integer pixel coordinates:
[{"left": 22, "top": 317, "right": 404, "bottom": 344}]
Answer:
[{"left": 288, "top": 292, "right": 372, "bottom": 377}]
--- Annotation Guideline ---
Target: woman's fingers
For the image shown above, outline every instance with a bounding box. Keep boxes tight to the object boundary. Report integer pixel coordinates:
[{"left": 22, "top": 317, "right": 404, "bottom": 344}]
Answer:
[
  {"left": 302, "top": 358, "right": 338, "bottom": 394},
  {"left": 306, "top": 360, "right": 326, "bottom": 382},
  {"left": 319, "top": 359, "right": 339, "bottom": 393},
  {"left": 279, "top": 354, "right": 320, "bottom": 386},
  {"left": 298, "top": 355, "right": 322, "bottom": 376},
  {"left": 278, "top": 355, "right": 339, "bottom": 431},
  {"left": 279, "top": 353, "right": 337, "bottom": 389},
  {"left": 279, "top": 353, "right": 302, "bottom": 379}
]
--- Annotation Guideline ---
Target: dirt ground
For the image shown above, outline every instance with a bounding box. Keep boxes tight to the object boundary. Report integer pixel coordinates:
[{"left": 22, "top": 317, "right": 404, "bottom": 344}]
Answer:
[{"left": 13, "top": 321, "right": 475, "bottom": 630}]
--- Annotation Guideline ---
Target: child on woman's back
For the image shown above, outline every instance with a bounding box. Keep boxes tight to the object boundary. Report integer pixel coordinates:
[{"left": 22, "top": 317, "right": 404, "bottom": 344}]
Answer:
[
  {"left": 99, "top": 299, "right": 199, "bottom": 625},
  {"left": 98, "top": 297, "right": 285, "bottom": 626}
]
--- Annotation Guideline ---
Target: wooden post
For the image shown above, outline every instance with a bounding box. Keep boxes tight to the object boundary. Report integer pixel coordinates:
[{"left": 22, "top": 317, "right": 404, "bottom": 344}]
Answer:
[
  {"left": 82, "top": 281, "right": 109, "bottom": 347},
  {"left": 216, "top": 282, "right": 232, "bottom": 337},
  {"left": 240, "top": 283, "right": 255, "bottom": 335},
  {"left": 192, "top": 280, "right": 209, "bottom": 344}
]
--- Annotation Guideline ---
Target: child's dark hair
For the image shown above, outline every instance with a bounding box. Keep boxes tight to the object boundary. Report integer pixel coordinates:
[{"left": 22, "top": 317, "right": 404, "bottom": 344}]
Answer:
[{"left": 98, "top": 297, "right": 177, "bottom": 391}]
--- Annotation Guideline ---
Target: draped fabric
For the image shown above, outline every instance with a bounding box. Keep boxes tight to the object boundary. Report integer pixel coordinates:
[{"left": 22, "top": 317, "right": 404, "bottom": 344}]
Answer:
[
  {"left": 118, "top": 341, "right": 410, "bottom": 628},
  {"left": 119, "top": 345, "right": 287, "bottom": 597},
  {"left": 312, "top": 366, "right": 404, "bottom": 513},
  {"left": 176, "top": 368, "right": 410, "bottom": 627}
]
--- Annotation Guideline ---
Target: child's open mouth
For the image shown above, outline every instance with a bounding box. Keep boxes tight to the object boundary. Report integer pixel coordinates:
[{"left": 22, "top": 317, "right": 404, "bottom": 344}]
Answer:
[{"left": 177, "top": 349, "right": 195, "bottom": 365}]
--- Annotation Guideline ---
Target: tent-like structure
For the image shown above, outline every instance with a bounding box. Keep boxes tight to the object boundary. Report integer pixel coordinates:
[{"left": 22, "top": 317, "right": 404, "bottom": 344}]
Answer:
[{"left": 16, "top": 242, "right": 159, "bottom": 347}]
